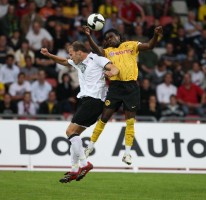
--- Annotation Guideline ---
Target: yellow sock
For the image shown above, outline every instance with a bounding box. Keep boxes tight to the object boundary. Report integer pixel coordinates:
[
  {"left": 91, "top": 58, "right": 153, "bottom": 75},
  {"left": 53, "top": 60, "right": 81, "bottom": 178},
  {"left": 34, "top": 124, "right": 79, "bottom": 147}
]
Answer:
[
  {"left": 91, "top": 119, "right": 106, "bottom": 143},
  {"left": 125, "top": 118, "right": 135, "bottom": 146}
]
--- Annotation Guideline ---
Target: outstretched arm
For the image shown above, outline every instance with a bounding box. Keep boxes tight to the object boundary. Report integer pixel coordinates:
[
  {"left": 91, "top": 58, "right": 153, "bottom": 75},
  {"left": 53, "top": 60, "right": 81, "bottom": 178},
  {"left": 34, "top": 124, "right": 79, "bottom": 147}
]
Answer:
[
  {"left": 40, "top": 48, "right": 70, "bottom": 67},
  {"left": 82, "top": 26, "right": 105, "bottom": 56},
  {"left": 104, "top": 62, "right": 119, "bottom": 78},
  {"left": 138, "top": 26, "right": 163, "bottom": 51}
]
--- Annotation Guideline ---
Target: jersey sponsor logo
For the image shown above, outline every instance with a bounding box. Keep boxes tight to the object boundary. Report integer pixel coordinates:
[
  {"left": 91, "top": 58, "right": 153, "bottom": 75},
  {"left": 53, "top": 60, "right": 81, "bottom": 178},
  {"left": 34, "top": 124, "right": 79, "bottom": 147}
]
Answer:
[
  {"left": 109, "top": 49, "right": 133, "bottom": 57},
  {"left": 105, "top": 100, "right": 111, "bottom": 106}
]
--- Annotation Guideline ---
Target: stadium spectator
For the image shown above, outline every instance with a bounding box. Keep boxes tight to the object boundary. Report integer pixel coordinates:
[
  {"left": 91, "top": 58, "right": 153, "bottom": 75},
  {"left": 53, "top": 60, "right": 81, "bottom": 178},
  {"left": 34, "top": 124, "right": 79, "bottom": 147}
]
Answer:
[
  {"left": 172, "top": 62, "right": 185, "bottom": 87},
  {"left": 79, "top": 0, "right": 94, "bottom": 14},
  {"left": 0, "top": 34, "right": 14, "bottom": 65},
  {"left": 146, "top": 18, "right": 161, "bottom": 45},
  {"left": 62, "top": 0, "right": 79, "bottom": 19},
  {"left": 189, "top": 61, "right": 205, "bottom": 88},
  {"left": 102, "top": 11, "right": 123, "bottom": 34},
  {"left": 130, "top": 25, "right": 149, "bottom": 42},
  {"left": 185, "top": 0, "right": 200, "bottom": 13},
  {"left": 15, "top": 39, "right": 35, "bottom": 68},
  {"left": 198, "top": 2, "right": 206, "bottom": 22},
  {"left": 56, "top": 73, "right": 76, "bottom": 113},
  {"left": 57, "top": 65, "right": 80, "bottom": 93},
  {"left": 39, "top": 0, "right": 55, "bottom": 22},
  {"left": 141, "top": 94, "right": 161, "bottom": 120},
  {"left": 0, "top": 54, "right": 20, "bottom": 89},
  {"left": 31, "top": 69, "right": 52, "bottom": 109},
  {"left": 160, "top": 42, "right": 177, "bottom": 71},
  {"left": 172, "top": 26, "right": 188, "bottom": 62},
  {"left": 163, "top": 14, "right": 182, "bottom": 42},
  {"left": 9, "top": 72, "right": 31, "bottom": 103},
  {"left": 138, "top": 49, "right": 158, "bottom": 78},
  {"left": 161, "top": 95, "right": 184, "bottom": 117},
  {"left": 21, "top": 1, "right": 43, "bottom": 35},
  {"left": 0, "top": 4, "right": 20, "bottom": 37},
  {"left": 119, "top": 0, "right": 145, "bottom": 35},
  {"left": 132, "top": 15, "right": 147, "bottom": 34},
  {"left": 17, "top": 91, "right": 36, "bottom": 116},
  {"left": 184, "top": 10, "right": 202, "bottom": 46},
  {"left": 115, "top": 22, "right": 129, "bottom": 41},
  {"left": 35, "top": 38, "right": 57, "bottom": 78},
  {"left": 38, "top": 90, "right": 61, "bottom": 114},
  {"left": 51, "top": 23, "right": 69, "bottom": 53},
  {"left": 156, "top": 72, "right": 177, "bottom": 108},
  {"left": 149, "top": 61, "right": 168, "bottom": 90},
  {"left": 15, "top": 0, "right": 29, "bottom": 19},
  {"left": 98, "top": 0, "right": 118, "bottom": 19},
  {"left": 0, "top": 93, "right": 17, "bottom": 118},
  {"left": 182, "top": 47, "right": 198, "bottom": 73},
  {"left": 139, "top": 78, "right": 155, "bottom": 115},
  {"left": 8, "top": 30, "right": 23, "bottom": 51},
  {"left": 193, "top": 28, "right": 206, "bottom": 60},
  {"left": 55, "top": 42, "right": 70, "bottom": 73},
  {"left": 26, "top": 21, "right": 53, "bottom": 53},
  {"left": 34, "top": 0, "right": 47, "bottom": 8},
  {"left": 177, "top": 73, "right": 205, "bottom": 117},
  {"left": 46, "top": 5, "right": 72, "bottom": 34},
  {"left": 0, "top": 0, "right": 9, "bottom": 19},
  {"left": 73, "top": 5, "right": 92, "bottom": 41},
  {"left": 20, "top": 55, "right": 38, "bottom": 83},
  {"left": 0, "top": 81, "right": 5, "bottom": 100}
]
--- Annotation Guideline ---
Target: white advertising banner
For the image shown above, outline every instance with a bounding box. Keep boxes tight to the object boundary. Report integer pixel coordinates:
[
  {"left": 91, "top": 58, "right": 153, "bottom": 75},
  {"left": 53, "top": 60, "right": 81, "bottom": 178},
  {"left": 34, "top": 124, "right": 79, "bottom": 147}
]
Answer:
[{"left": 0, "top": 120, "right": 206, "bottom": 173}]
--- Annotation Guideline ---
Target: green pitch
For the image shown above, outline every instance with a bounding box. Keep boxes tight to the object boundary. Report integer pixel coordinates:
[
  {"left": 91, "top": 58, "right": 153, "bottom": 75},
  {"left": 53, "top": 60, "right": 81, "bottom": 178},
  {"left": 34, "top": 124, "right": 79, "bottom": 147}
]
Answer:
[{"left": 0, "top": 171, "right": 205, "bottom": 200}]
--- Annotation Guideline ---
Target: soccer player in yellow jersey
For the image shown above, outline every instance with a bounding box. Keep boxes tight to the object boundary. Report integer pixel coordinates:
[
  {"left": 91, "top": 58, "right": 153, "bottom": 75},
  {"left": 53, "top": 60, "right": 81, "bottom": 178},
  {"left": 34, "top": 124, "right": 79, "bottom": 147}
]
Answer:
[{"left": 83, "top": 26, "right": 163, "bottom": 165}]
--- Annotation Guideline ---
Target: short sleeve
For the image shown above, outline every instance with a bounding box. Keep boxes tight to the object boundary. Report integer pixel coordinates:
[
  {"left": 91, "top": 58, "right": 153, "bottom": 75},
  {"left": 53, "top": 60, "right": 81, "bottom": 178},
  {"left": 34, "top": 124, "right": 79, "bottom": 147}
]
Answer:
[{"left": 93, "top": 54, "right": 110, "bottom": 68}]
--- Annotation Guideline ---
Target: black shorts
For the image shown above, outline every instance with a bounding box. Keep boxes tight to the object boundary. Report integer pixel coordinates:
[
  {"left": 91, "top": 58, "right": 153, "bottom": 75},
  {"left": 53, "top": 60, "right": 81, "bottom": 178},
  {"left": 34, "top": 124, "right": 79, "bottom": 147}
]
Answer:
[
  {"left": 72, "top": 97, "right": 104, "bottom": 127},
  {"left": 104, "top": 81, "right": 140, "bottom": 112}
]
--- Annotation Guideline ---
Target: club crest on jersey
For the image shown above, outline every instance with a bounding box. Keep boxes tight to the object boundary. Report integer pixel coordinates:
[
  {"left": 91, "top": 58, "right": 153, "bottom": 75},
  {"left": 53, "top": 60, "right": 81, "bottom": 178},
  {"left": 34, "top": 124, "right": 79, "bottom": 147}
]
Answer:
[
  {"left": 109, "top": 52, "right": 115, "bottom": 57},
  {"left": 105, "top": 100, "right": 110, "bottom": 106}
]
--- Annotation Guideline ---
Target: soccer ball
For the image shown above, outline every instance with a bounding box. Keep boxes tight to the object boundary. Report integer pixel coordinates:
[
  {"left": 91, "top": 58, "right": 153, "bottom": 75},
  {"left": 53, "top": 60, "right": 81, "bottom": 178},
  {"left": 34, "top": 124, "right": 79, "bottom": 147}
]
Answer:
[{"left": 87, "top": 13, "right": 105, "bottom": 31}]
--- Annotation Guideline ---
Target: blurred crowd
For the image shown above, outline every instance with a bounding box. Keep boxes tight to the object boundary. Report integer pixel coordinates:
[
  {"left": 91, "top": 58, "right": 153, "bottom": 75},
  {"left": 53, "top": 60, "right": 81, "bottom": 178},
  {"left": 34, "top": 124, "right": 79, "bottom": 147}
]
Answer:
[{"left": 0, "top": 0, "right": 206, "bottom": 121}]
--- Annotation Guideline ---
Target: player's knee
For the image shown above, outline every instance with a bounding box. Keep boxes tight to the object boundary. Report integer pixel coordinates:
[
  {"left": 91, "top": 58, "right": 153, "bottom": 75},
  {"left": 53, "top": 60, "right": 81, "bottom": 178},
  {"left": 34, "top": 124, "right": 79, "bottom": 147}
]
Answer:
[{"left": 126, "top": 118, "right": 135, "bottom": 126}]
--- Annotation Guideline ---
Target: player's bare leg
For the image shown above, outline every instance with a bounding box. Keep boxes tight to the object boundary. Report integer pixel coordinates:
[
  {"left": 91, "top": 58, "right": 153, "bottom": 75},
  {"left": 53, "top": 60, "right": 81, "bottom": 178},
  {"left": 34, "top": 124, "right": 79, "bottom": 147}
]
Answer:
[{"left": 60, "top": 123, "right": 93, "bottom": 183}]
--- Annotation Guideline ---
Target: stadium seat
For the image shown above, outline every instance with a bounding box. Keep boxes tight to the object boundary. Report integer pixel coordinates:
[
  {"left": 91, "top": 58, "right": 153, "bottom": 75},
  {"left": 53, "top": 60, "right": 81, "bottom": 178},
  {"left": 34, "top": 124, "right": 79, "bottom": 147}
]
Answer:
[{"left": 159, "top": 16, "right": 173, "bottom": 26}]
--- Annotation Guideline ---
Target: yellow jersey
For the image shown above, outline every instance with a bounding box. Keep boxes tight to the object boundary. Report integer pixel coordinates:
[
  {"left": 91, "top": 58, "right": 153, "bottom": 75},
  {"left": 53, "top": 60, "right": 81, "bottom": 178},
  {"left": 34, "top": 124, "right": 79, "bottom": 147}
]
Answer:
[{"left": 104, "top": 41, "right": 139, "bottom": 81}]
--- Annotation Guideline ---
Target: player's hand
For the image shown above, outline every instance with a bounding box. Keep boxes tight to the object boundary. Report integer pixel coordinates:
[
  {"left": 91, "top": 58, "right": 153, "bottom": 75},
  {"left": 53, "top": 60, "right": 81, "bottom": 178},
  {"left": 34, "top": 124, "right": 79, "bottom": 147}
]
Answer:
[
  {"left": 154, "top": 26, "right": 163, "bottom": 36},
  {"left": 82, "top": 25, "right": 91, "bottom": 36},
  {"left": 40, "top": 48, "right": 49, "bottom": 56}
]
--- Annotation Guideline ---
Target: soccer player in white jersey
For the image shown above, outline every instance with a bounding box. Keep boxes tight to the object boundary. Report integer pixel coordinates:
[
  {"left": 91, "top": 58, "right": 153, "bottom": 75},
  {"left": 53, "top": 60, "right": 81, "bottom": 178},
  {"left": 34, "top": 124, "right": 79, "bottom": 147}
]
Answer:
[{"left": 40, "top": 41, "right": 119, "bottom": 183}]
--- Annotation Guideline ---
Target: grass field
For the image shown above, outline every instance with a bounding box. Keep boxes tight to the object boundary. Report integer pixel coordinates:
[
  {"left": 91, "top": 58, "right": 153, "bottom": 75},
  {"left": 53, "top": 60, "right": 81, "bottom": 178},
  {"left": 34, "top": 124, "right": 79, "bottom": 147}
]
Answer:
[{"left": 0, "top": 171, "right": 206, "bottom": 200}]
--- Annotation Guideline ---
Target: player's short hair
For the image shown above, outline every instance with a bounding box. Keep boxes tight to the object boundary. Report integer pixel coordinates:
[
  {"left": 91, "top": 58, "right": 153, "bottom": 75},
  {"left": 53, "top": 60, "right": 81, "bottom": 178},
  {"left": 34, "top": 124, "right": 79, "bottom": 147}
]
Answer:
[{"left": 71, "top": 41, "right": 89, "bottom": 53}]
